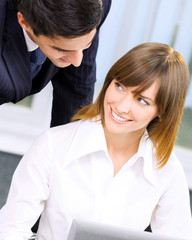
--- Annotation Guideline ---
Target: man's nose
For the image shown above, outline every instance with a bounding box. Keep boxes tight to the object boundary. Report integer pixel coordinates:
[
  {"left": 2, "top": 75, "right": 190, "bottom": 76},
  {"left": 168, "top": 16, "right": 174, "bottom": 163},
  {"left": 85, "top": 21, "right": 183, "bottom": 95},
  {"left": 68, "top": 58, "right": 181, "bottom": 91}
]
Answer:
[{"left": 70, "top": 50, "right": 83, "bottom": 67}]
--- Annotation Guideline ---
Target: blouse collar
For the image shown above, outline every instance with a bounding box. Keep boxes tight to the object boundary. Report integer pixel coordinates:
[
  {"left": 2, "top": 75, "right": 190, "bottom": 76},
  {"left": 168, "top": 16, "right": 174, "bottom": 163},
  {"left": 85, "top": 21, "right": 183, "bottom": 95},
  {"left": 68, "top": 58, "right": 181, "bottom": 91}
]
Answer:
[{"left": 64, "top": 119, "right": 158, "bottom": 187}]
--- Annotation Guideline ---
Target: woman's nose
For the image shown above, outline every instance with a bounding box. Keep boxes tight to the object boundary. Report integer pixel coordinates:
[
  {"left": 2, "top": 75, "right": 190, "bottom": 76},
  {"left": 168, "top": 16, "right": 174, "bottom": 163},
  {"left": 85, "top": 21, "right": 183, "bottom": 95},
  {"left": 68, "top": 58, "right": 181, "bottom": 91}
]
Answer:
[{"left": 116, "top": 95, "right": 132, "bottom": 114}]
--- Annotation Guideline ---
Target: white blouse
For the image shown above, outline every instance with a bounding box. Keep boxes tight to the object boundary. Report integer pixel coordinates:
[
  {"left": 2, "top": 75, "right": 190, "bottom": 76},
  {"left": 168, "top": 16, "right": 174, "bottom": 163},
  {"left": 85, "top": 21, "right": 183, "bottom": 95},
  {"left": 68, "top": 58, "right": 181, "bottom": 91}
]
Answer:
[{"left": 0, "top": 119, "right": 191, "bottom": 240}]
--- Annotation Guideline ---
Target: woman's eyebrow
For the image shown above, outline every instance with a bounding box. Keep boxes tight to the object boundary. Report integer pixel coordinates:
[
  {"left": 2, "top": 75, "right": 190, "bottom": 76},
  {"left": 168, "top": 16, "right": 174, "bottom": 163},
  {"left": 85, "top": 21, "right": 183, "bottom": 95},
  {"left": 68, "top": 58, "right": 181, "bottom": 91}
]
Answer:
[{"left": 138, "top": 94, "right": 155, "bottom": 103}]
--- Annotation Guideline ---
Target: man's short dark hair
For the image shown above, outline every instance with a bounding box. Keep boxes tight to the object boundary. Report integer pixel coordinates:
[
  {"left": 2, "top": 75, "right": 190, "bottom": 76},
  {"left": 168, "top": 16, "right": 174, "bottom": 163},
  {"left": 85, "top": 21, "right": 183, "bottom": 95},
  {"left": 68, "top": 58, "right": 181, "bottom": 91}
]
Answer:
[{"left": 15, "top": 0, "right": 103, "bottom": 38}]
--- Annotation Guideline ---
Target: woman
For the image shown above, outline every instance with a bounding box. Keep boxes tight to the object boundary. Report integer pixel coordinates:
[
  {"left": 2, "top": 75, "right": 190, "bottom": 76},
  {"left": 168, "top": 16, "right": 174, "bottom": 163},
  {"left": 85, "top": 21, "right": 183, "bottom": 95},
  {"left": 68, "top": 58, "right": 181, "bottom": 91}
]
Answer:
[{"left": 0, "top": 42, "right": 192, "bottom": 240}]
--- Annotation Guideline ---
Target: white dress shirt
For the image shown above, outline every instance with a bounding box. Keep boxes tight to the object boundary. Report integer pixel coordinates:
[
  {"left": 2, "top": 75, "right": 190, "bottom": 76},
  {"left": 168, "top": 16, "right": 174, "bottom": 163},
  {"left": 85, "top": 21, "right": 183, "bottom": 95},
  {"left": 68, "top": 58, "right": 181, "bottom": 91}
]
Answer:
[
  {"left": 22, "top": 28, "right": 38, "bottom": 52},
  {"left": 0, "top": 119, "right": 192, "bottom": 240}
]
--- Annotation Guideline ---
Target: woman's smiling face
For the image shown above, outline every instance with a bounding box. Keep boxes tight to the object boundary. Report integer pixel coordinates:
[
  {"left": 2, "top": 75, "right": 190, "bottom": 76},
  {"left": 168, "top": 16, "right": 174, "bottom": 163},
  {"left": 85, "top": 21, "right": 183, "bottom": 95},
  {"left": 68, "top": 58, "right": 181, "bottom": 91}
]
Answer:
[{"left": 103, "top": 79, "right": 159, "bottom": 137}]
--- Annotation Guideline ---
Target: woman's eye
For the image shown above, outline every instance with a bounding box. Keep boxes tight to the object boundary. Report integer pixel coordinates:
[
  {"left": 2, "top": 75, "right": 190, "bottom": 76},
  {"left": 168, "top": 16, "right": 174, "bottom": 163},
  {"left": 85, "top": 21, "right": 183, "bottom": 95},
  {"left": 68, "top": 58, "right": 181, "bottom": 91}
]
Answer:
[
  {"left": 138, "top": 98, "right": 149, "bottom": 106},
  {"left": 115, "top": 82, "right": 124, "bottom": 91}
]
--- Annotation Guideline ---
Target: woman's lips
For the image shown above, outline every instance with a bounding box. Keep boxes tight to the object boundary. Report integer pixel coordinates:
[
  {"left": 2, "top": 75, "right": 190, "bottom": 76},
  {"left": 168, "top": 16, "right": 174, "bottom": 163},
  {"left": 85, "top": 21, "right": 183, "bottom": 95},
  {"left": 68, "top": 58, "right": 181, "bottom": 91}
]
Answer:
[{"left": 110, "top": 107, "right": 132, "bottom": 123}]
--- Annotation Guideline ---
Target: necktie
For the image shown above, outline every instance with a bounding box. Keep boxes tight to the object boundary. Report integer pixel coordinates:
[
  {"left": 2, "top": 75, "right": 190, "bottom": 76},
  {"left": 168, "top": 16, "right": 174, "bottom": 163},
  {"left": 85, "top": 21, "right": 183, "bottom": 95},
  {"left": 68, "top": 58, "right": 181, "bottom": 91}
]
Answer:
[{"left": 30, "top": 48, "right": 47, "bottom": 79}]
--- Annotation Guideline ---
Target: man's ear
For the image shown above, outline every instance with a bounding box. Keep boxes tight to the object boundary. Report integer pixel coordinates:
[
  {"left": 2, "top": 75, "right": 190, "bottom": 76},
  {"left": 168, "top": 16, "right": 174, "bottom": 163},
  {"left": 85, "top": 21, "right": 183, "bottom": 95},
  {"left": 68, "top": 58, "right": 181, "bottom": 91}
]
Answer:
[{"left": 17, "top": 12, "right": 31, "bottom": 32}]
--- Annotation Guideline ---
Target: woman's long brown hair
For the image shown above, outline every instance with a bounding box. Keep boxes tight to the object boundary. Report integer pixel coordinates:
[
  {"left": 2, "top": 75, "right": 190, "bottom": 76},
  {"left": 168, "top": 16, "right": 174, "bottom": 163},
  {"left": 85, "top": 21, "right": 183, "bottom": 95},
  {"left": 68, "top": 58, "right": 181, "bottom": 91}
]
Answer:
[{"left": 72, "top": 42, "right": 189, "bottom": 168}]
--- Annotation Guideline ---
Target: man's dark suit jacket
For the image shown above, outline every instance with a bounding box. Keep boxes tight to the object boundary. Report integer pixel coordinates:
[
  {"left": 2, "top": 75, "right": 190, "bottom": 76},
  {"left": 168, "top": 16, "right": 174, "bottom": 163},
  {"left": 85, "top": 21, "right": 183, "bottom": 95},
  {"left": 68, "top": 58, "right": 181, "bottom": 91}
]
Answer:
[{"left": 0, "top": 0, "right": 111, "bottom": 127}]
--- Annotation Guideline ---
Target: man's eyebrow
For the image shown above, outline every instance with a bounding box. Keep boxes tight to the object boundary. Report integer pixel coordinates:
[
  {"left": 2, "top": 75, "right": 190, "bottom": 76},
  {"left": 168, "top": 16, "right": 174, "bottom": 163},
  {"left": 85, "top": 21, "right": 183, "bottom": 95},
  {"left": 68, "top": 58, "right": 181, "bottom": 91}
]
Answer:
[
  {"left": 49, "top": 41, "right": 93, "bottom": 52},
  {"left": 49, "top": 46, "right": 75, "bottom": 52},
  {"left": 49, "top": 31, "right": 97, "bottom": 52}
]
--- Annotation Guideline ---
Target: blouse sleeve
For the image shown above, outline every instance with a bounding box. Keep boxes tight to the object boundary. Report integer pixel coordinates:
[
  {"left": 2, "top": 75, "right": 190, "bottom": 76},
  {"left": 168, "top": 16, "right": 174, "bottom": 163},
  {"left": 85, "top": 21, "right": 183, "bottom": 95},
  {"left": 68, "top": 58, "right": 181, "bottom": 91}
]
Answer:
[
  {"left": 0, "top": 131, "right": 53, "bottom": 240},
  {"left": 150, "top": 158, "right": 192, "bottom": 240}
]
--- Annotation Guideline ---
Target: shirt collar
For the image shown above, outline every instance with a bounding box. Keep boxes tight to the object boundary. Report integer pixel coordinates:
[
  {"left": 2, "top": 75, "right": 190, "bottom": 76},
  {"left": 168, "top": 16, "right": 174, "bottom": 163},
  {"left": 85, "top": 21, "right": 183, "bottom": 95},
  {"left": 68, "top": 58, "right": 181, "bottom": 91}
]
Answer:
[
  {"left": 22, "top": 28, "right": 39, "bottom": 52},
  {"left": 64, "top": 119, "right": 108, "bottom": 167},
  {"left": 64, "top": 120, "right": 158, "bottom": 187},
  {"left": 137, "top": 131, "right": 158, "bottom": 187}
]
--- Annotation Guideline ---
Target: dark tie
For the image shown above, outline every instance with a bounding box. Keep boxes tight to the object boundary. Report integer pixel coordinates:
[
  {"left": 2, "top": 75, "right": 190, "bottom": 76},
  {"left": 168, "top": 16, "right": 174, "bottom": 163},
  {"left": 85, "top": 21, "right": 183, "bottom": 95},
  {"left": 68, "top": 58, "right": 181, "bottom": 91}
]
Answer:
[{"left": 30, "top": 48, "right": 47, "bottom": 79}]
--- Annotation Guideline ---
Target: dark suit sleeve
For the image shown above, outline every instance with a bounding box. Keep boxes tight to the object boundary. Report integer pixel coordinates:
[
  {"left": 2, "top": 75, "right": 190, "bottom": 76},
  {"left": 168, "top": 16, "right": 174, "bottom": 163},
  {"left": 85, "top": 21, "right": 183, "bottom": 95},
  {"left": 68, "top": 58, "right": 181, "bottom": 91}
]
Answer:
[
  {"left": 50, "top": 0, "right": 112, "bottom": 127},
  {"left": 0, "top": 1, "right": 11, "bottom": 104},
  {"left": 0, "top": 0, "right": 33, "bottom": 104}
]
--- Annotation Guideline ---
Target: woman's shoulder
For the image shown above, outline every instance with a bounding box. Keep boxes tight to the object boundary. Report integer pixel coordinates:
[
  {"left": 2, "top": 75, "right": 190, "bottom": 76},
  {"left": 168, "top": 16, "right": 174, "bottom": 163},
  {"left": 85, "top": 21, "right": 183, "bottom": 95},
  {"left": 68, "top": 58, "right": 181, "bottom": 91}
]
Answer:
[
  {"left": 155, "top": 151, "right": 187, "bottom": 188},
  {"left": 163, "top": 151, "right": 184, "bottom": 173},
  {"left": 141, "top": 133, "right": 183, "bottom": 174}
]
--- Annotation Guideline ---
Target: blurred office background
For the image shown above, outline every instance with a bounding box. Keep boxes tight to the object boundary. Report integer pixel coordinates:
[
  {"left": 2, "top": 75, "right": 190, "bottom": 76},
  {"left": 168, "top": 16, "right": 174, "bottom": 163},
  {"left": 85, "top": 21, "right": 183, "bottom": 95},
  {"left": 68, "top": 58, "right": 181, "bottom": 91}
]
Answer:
[{"left": 0, "top": 0, "right": 192, "bottom": 208}]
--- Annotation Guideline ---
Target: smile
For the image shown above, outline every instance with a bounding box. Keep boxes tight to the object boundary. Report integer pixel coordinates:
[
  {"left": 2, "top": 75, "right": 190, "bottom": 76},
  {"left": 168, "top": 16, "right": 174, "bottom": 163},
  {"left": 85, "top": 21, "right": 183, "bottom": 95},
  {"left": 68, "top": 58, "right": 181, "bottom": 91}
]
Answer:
[{"left": 111, "top": 108, "right": 131, "bottom": 122}]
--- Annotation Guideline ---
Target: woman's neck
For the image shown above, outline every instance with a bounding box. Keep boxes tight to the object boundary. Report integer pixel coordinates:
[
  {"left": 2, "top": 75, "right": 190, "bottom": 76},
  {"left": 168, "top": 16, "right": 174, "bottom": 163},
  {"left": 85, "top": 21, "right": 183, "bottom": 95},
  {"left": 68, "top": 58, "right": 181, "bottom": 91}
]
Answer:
[{"left": 104, "top": 129, "right": 143, "bottom": 176}]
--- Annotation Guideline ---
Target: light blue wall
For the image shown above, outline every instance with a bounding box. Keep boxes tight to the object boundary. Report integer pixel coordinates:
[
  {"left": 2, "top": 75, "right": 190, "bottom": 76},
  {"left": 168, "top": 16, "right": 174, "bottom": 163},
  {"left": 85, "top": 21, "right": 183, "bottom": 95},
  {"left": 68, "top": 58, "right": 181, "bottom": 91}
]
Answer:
[{"left": 96, "top": 0, "right": 192, "bottom": 107}]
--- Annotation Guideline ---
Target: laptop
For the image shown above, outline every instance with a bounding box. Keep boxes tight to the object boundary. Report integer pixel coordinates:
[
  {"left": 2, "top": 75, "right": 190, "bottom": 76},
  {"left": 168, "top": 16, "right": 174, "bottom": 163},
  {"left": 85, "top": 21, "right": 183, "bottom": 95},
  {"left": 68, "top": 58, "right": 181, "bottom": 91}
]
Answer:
[{"left": 67, "top": 219, "right": 184, "bottom": 240}]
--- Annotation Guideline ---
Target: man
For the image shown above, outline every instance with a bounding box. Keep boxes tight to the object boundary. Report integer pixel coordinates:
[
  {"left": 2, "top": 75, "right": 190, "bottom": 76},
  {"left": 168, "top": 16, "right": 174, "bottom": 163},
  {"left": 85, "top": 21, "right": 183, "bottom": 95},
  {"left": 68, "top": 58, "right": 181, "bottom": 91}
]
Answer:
[{"left": 0, "top": 0, "right": 111, "bottom": 127}]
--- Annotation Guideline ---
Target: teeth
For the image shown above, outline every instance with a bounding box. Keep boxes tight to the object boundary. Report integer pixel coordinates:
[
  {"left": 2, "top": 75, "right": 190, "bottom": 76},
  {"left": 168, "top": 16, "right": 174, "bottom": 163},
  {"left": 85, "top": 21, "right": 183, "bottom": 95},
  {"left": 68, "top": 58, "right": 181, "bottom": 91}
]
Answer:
[{"left": 111, "top": 110, "right": 129, "bottom": 122}]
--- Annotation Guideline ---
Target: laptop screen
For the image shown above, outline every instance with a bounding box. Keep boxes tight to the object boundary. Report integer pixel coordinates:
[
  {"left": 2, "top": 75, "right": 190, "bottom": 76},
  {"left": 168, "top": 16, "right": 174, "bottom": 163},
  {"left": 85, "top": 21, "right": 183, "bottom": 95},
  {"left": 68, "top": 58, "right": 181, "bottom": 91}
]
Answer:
[{"left": 67, "top": 219, "right": 184, "bottom": 240}]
